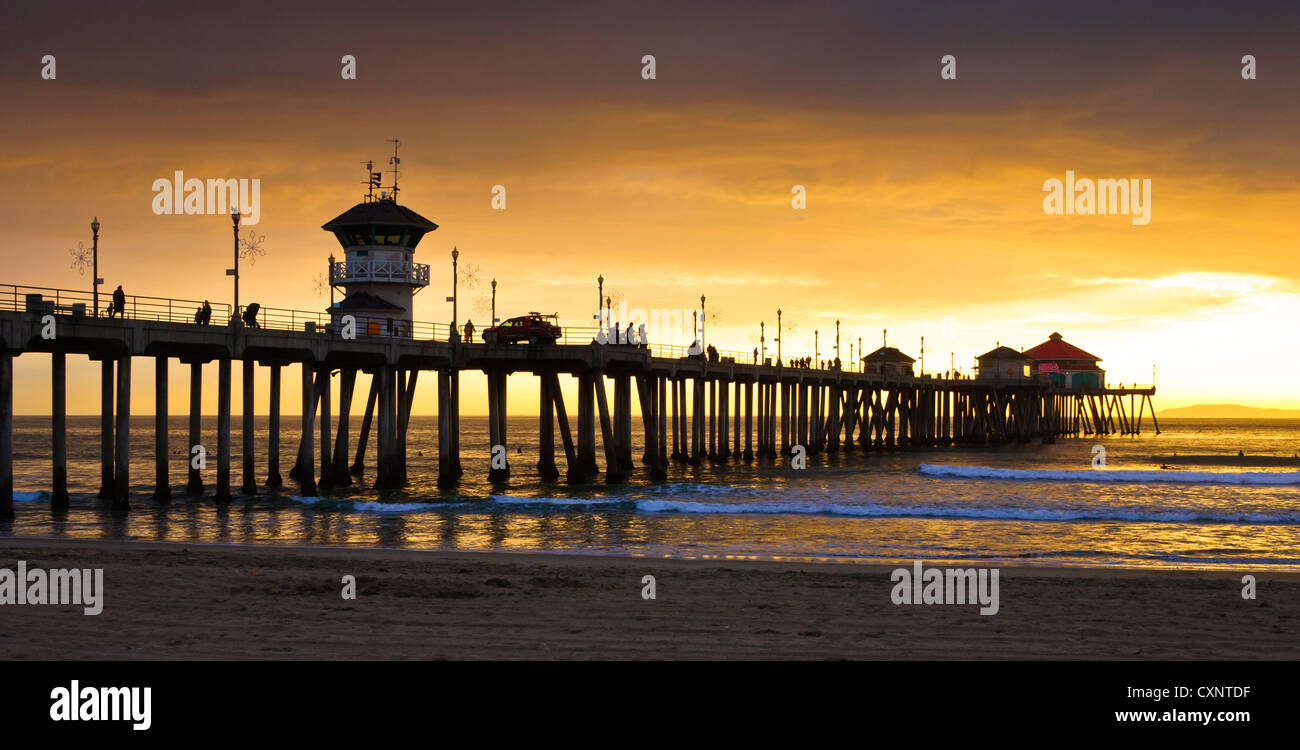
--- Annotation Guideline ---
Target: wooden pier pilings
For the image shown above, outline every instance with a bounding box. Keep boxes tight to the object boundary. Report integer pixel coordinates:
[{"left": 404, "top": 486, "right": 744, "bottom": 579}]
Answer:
[{"left": 0, "top": 307, "right": 1160, "bottom": 515}]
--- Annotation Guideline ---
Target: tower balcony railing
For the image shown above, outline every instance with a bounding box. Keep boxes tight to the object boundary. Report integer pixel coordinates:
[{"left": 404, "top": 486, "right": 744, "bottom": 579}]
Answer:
[{"left": 330, "top": 259, "right": 430, "bottom": 286}]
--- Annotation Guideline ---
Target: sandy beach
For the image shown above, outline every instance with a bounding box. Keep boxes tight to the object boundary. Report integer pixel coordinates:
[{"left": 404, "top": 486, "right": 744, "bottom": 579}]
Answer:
[{"left": 1, "top": 538, "right": 1296, "bottom": 660}]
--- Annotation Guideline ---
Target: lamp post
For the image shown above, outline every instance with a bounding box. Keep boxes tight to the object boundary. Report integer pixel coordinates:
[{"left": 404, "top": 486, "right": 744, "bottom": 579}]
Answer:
[
  {"left": 835, "top": 319, "right": 840, "bottom": 363},
  {"left": 91, "top": 217, "right": 101, "bottom": 316},
  {"left": 814, "top": 329, "right": 819, "bottom": 366},
  {"left": 776, "top": 308, "right": 782, "bottom": 364},
  {"left": 229, "top": 205, "right": 241, "bottom": 326},
  {"left": 450, "top": 247, "right": 459, "bottom": 341},
  {"left": 597, "top": 274, "right": 604, "bottom": 328},
  {"left": 858, "top": 337, "right": 862, "bottom": 372},
  {"left": 328, "top": 253, "right": 336, "bottom": 305},
  {"left": 760, "top": 321, "right": 765, "bottom": 362},
  {"left": 920, "top": 335, "right": 925, "bottom": 376},
  {"left": 700, "top": 295, "right": 706, "bottom": 347},
  {"left": 491, "top": 278, "right": 497, "bottom": 325}
]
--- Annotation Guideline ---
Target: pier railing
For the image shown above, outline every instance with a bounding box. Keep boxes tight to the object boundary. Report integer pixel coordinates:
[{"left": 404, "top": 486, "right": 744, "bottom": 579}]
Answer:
[
  {"left": 0, "top": 284, "right": 1021, "bottom": 377},
  {"left": 2, "top": 284, "right": 232, "bottom": 325}
]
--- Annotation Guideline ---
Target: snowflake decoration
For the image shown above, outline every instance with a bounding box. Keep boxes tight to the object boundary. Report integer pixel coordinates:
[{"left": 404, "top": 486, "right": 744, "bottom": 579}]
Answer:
[
  {"left": 472, "top": 293, "right": 492, "bottom": 316},
  {"left": 312, "top": 272, "right": 328, "bottom": 298},
  {"left": 238, "top": 230, "right": 266, "bottom": 265},
  {"left": 457, "top": 261, "right": 481, "bottom": 291},
  {"left": 69, "top": 241, "right": 92, "bottom": 276}
]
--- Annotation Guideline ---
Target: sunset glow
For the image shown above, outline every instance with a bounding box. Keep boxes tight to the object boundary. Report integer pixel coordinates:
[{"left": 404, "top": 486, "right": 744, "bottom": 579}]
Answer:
[{"left": 3, "top": 1, "right": 1297, "bottom": 414}]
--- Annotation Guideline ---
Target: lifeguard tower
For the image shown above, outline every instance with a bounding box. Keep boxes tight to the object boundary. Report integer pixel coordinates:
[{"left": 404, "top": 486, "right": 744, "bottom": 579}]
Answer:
[{"left": 323, "top": 140, "right": 435, "bottom": 337}]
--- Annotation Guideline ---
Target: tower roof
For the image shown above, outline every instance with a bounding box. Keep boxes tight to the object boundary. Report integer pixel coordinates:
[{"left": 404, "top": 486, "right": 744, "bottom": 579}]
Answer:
[
  {"left": 977, "top": 345, "right": 1032, "bottom": 361},
  {"left": 862, "top": 346, "right": 916, "bottom": 364},
  {"left": 333, "top": 292, "right": 406, "bottom": 312},
  {"left": 322, "top": 199, "right": 438, "bottom": 232}
]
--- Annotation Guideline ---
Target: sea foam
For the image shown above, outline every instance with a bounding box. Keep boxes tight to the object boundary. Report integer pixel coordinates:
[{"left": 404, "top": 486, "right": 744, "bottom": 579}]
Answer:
[{"left": 489, "top": 495, "right": 629, "bottom": 507}]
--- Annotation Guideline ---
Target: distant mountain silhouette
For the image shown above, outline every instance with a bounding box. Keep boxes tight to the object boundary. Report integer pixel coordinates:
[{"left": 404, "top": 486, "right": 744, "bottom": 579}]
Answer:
[{"left": 1159, "top": 403, "right": 1300, "bottom": 419}]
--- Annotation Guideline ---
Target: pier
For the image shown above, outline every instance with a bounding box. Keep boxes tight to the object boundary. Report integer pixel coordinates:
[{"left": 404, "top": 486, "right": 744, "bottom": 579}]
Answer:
[{"left": 0, "top": 283, "right": 1157, "bottom": 520}]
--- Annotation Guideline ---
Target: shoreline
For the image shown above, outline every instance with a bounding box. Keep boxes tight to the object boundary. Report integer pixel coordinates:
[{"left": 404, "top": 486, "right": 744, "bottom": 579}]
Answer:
[
  {"left": 2, "top": 537, "right": 1298, "bottom": 660},
  {"left": 4, "top": 533, "right": 1300, "bottom": 574}
]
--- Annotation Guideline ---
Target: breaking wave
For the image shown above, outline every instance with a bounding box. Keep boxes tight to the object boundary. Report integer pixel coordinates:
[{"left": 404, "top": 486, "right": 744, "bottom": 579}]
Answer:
[
  {"left": 485, "top": 494, "right": 1300, "bottom": 524},
  {"left": 286, "top": 495, "right": 455, "bottom": 513},
  {"left": 919, "top": 464, "right": 1300, "bottom": 486}
]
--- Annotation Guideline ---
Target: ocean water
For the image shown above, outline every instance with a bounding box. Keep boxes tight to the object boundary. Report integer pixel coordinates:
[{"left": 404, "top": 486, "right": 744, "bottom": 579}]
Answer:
[{"left": 4, "top": 416, "right": 1300, "bottom": 570}]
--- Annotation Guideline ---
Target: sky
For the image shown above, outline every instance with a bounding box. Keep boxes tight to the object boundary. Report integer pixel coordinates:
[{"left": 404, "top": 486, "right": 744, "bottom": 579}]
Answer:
[{"left": 2, "top": 0, "right": 1298, "bottom": 415}]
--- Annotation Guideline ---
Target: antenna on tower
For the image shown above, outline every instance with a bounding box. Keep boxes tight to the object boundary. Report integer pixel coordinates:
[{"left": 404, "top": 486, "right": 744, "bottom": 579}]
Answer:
[
  {"left": 361, "top": 160, "right": 380, "bottom": 202},
  {"left": 386, "top": 138, "right": 401, "bottom": 202}
]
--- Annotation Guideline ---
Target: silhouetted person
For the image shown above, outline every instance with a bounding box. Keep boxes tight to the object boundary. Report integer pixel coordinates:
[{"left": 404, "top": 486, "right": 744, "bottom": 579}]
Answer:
[
  {"left": 464, "top": 319, "right": 475, "bottom": 341},
  {"left": 242, "top": 302, "right": 261, "bottom": 328},
  {"left": 111, "top": 285, "right": 125, "bottom": 318},
  {"left": 626, "top": 323, "right": 634, "bottom": 346},
  {"left": 195, "top": 300, "right": 212, "bottom": 325}
]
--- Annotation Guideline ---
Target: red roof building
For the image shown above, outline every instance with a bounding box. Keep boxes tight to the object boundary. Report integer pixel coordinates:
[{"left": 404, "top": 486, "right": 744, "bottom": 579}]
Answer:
[{"left": 1022, "top": 332, "right": 1105, "bottom": 389}]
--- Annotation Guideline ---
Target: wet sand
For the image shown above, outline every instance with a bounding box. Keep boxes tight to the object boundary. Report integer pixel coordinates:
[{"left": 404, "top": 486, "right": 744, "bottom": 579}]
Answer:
[{"left": 1, "top": 538, "right": 1296, "bottom": 660}]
